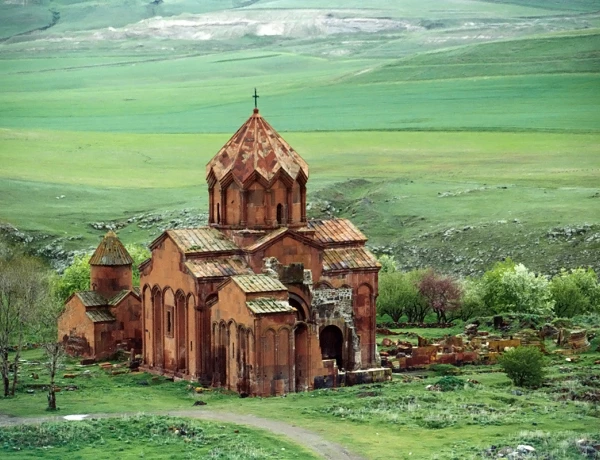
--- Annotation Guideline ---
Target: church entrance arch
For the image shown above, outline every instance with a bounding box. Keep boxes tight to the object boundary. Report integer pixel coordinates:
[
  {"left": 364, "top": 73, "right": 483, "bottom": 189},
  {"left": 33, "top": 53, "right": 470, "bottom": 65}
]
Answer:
[
  {"left": 289, "top": 294, "right": 308, "bottom": 322},
  {"left": 320, "top": 325, "right": 343, "bottom": 368}
]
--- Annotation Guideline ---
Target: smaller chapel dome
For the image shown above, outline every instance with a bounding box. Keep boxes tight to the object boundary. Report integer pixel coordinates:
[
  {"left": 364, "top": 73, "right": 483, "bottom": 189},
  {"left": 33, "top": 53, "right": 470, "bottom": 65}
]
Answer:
[
  {"left": 89, "top": 230, "right": 133, "bottom": 266},
  {"left": 206, "top": 109, "right": 309, "bottom": 187}
]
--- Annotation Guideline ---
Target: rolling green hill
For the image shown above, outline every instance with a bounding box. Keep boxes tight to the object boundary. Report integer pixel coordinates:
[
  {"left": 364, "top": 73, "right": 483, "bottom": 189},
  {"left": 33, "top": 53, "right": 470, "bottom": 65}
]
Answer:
[{"left": 0, "top": 0, "right": 598, "bottom": 276}]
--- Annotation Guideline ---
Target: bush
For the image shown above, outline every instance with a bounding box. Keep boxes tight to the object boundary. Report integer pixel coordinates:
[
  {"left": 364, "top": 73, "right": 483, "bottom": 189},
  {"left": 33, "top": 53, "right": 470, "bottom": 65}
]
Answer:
[
  {"left": 499, "top": 346, "right": 545, "bottom": 388},
  {"left": 435, "top": 376, "right": 464, "bottom": 391},
  {"left": 430, "top": 364, "right": 461, "bottom": 376}
]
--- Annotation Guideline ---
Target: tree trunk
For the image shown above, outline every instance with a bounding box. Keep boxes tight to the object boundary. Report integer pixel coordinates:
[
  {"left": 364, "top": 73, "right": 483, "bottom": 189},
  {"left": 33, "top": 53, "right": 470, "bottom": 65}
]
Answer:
[
  {"left": 47, "top": 387, "right": 56, "bottom": 410},
  {"left": 10, "top": 349, "right": 19, "bottom": 396},
  {"left": 440, "top": 311, "right": 447, "bottom": 324},
  {"left": 10, "top": 328, "right": 23, "bottom": 396},
  {"left": 46, "top": 342, "right": 62, "bottom": 411},
  {"left": 1, "top": 350, "right": 9, "bottom": 397}
]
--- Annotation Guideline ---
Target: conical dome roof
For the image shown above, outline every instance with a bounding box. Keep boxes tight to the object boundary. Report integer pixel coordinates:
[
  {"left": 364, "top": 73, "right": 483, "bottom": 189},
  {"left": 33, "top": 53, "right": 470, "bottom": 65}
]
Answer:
[
  {"left": 89, "top": 231, "right": 133, "bottom": 266},
  {"left": 206, "top": 109, "right": 309, "bottom": 186}
]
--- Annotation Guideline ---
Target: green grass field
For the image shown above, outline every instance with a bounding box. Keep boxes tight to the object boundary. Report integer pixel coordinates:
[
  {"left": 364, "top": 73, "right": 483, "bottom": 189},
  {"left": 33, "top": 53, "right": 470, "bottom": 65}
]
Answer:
[
  {"left": 0, "top": 415, "right": 318, "bottom": 459},
  {"left": 1, "top": 345, "right": 598, "bottom": 459}
]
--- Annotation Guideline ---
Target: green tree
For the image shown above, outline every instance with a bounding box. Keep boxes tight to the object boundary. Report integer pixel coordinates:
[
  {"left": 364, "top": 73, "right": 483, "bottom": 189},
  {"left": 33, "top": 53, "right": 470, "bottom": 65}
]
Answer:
[
  {"left": 499, "top": 346, "right": 546, "bottom": 388},
  {"left": 456, "top": 278, "right": 485, "bottom": 321},
  {"left": 53, "top": 254, "right": 90, "bottom": 303},
  {"left": 377, "top": 270, "right": 428, "bottom": 323},
  {"left": 377, "top": 255, "right": 397, "bottom": 274},
  {"left": 54, "top": 244, "right": 150, "bottom": 302},
  {"left": 550, "top": 268, "right": 600, "bottom": 318},
  {"left": 479, "top": 259, "right": 554, "bottom": 315}
]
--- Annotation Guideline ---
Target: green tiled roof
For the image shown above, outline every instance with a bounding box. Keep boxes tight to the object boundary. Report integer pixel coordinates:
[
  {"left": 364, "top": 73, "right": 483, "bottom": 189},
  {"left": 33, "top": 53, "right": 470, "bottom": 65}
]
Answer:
[
  {"left": 166, "top": 227, "right": 239, "bottom": 254},
  {"left": 232, "top": 274, "right": 287, "bottom": 293},
  {"left": 76, "top": 291, "right": 107, "bottom": 307},
  {"left": 86, "top": 309, "right": 115, "bottom": 323},
  {"left": 246, "top": 298, "right": 295, "bottom": 315},
  {"left": 185, "top": 256, "right": 253, "bottom": 279},
  {"left": 108, "top": 290, "right": 131, "bottom": 306},
  {"left": 323, "top": 247, "right": 380, "bottom": 272}
]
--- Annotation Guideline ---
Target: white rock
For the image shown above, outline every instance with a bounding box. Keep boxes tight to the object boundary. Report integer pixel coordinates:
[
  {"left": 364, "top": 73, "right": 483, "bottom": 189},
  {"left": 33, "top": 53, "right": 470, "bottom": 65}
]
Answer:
[{"left": 63, "top": 414, "right": 89, "bottom": 421}]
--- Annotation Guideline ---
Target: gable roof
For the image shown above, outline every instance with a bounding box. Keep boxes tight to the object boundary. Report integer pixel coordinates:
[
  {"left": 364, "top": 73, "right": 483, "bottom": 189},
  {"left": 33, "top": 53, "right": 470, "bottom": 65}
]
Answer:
[
  {"left": 308, "top": 218, "right": 367, "bottom": 247},
  {"left": 246, "top": 298, "right": 295, "bottom": 315},
  {"left": 231, "top": 274, "right": 287, "bottom": 293},
  {"left": 185, "top": 256, "right": 254, "bottom": 279},
  {"left": 154, "top": 227, "right": 239, "bottom": 254},
  {"left": 86, "top": 309, "right": 115, "bottom": 323},
  {"left": 323, "top": 247, "right": 380, "bottom": 272},
  {"left": 89, "top": 231, "right": 133, "bottom": 266},
  {"left": 108, "top": 289, "right": 140, "bottom": 306},
  {"left": 206, "top": 109, "right": 309, "bottom": 186},
  {"left": 76, "top": 291, "right": 107, "bottom": 307},
  {"left": 244, "top": 227, "right": 323, "bottom": 253}
]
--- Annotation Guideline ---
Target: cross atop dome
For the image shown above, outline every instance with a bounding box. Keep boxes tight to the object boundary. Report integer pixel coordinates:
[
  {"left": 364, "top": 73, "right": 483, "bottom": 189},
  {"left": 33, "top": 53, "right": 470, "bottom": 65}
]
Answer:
[{"left": 206, "top": 107, "right": 309, "bottom": 229}]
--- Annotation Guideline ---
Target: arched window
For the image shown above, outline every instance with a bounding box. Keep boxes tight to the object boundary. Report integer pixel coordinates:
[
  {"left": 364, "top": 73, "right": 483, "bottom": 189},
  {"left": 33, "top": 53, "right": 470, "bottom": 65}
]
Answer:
[
  {"left": 276, "top": 203, "right": 284, "bottom": 225},
  {"left": 216, "top": 203, "right": 221, "bottom": 224}
]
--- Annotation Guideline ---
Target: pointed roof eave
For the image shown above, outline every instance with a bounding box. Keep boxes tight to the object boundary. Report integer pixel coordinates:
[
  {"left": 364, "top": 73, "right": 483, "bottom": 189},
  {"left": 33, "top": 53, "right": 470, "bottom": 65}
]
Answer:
[
  {"left": 244, "top": 227, "right": 324, "bottom": 253},
  {"left": 148, "top": 231, "right": 169, "bottom": 252}
]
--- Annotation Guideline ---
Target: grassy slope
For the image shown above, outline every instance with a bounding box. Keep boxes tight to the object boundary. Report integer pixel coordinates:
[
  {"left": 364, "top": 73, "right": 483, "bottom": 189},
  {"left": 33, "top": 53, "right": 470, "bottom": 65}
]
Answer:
[
  {"left": 1, "top": 31, "right": 599, "bottom": 133},
  {"left": 0, "top": 415, "right": 318, "bottom": 459},
  {"left": 0, "top": 4, "right": 598, "bottom": 263},
  {"left": 1, "top": 130, "right": 598, "bottom": 249}
]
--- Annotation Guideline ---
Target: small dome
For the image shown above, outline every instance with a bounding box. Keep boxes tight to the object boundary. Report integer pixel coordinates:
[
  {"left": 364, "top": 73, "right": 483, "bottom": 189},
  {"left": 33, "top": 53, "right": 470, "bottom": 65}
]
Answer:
[
  {"left": 89, "top": 231, "right": 133, "bottom": 266},
  {"left": 206, "top": 109, "right": 309, "bottom": 186}
]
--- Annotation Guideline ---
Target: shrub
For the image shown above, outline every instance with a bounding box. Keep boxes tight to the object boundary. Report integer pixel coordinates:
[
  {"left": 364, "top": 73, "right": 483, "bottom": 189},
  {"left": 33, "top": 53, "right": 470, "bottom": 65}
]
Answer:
[
  {"left": 499, "top": 346, "right": 546, "bottom": 388},
  {"left": 435, "top": 376, "right": 464, "bottom": 391},
  {"left": 430, "top": 364, "right": 461, "bottom": 376},
  {"left": 551, "top": 268, "right": 600, "bottom": 318}
]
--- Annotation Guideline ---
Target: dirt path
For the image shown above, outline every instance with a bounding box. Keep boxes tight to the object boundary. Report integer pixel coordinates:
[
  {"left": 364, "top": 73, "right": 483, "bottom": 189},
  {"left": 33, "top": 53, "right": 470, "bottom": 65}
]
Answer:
[{"left": 0, "top": 410, "right": 365, "bottom": 460}]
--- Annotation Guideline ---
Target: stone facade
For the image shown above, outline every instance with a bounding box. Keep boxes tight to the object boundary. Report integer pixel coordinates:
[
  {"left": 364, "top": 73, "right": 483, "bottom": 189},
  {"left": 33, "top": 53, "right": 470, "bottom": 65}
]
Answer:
[
  {"left": 58, "top": 231, "right": 142, "bottom": 360},
  {"left": 61, "top": 109, "right": 389, "bottom": 395}
]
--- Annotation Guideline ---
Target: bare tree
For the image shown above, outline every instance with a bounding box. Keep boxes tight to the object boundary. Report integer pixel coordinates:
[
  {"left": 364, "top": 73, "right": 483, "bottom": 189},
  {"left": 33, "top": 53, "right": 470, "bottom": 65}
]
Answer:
[
  {"left": 42, "top": 341, "right": 64, "bottom": 410},
  {"left": 35, "top": 297, "right": 65, "bottom": 411},
  {"left": 0, "top": 253, "right": 51, "bottom": 396}
]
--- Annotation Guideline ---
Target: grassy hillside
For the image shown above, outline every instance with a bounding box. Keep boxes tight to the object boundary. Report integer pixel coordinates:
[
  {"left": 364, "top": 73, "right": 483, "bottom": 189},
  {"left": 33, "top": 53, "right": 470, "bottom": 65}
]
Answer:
[
  {"left": 1, "top": 128, "right": 598, "bottom": 275},
  {"left": 1, "top": 32, "right": 599, "bottom": 133},
  {"left": 0, "top": 0, "right": 598, "bottom": 275}
]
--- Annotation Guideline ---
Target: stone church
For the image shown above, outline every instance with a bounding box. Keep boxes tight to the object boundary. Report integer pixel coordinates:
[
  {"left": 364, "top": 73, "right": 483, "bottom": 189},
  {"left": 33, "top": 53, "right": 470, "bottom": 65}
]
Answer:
[{"left": 61, "top": 108, "right": 389, "bottom": 396}]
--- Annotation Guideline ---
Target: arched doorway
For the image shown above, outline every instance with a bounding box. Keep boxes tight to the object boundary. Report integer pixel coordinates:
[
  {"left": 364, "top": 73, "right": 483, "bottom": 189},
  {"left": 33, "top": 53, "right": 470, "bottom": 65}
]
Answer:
[
  {"left": 289, "top": 296, "right": 307, "bottom": 321},
  {"left": 320, "top": 325, "right": 343, "bottom": 368}
]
